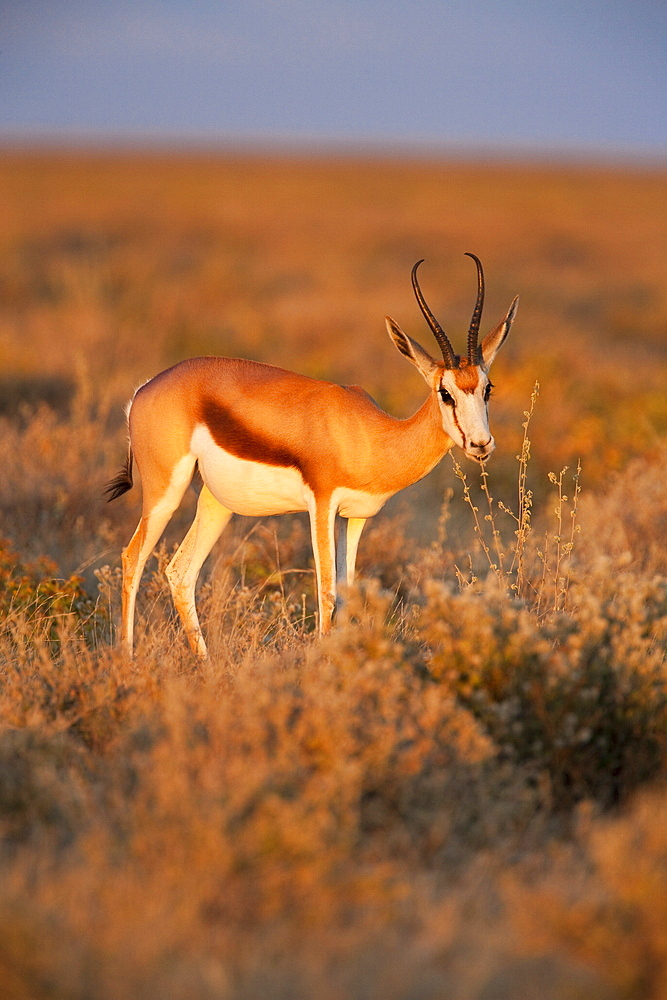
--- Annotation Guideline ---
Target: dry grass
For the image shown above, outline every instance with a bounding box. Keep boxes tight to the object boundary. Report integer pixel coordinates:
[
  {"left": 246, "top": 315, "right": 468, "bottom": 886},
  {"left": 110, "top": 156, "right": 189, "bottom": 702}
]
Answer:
[{"left": 0, "top": 149, "right": 665, "bottom": 999}]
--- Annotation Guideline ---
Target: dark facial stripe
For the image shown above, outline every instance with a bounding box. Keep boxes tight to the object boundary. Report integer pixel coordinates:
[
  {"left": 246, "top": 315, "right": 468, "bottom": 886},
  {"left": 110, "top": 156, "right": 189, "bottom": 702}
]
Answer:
[
  {"left": 200, "top": 398, "right": 304, "bottom": 472},
  {"left": 451, "top": 406, "right": 467, "bottom": 450}
]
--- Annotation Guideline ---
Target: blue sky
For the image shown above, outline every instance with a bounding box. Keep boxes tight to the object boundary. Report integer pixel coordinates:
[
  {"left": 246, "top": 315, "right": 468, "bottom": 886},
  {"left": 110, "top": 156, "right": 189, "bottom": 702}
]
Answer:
[{"left": 2, "top": 0, "right": 666, "bottom": 157}]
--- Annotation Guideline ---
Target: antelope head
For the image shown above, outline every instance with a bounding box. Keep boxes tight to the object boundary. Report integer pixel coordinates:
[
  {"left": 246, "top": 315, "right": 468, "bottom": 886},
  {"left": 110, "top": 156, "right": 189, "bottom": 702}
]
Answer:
[{"left": 386, "top": 253, "right": 518, "bottom": 463}]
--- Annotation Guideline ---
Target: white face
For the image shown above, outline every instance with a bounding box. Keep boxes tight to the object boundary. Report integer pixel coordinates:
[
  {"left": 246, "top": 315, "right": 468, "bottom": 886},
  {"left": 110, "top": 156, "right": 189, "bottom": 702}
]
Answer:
[{"left": 436, "top": 366, "right": 495, "bottom": 463}]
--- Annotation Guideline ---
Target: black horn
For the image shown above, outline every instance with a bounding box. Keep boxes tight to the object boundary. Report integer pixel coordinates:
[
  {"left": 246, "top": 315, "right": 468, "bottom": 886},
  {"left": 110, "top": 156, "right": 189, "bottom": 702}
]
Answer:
[
  {"left": 411, "top": 260, "right": 458, "bottom": 369},
  {"left": 464, "top": 252, "right": 485, "bottom": 365}
]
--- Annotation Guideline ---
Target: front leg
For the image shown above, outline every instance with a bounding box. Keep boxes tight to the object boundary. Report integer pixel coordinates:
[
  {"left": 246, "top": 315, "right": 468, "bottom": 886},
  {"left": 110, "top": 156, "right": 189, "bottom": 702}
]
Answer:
[
  {"left": 335, "top": 516, "right": 367, "bottom": 614},
  {"left": 307, "top": 494, "right": 337, "bottom": 634}
]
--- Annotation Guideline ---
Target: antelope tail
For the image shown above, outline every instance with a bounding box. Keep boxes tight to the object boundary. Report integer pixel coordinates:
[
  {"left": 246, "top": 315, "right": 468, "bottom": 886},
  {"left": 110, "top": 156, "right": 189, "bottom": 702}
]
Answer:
[{"left": 104, "top": 447, "right": 134, "bottom": 502}]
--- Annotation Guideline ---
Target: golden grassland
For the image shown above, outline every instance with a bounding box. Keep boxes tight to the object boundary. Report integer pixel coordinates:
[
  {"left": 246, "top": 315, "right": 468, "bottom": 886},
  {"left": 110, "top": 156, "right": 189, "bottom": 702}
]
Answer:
[{"left": 0, "top": 148, "right": 666, "bottom": 999}]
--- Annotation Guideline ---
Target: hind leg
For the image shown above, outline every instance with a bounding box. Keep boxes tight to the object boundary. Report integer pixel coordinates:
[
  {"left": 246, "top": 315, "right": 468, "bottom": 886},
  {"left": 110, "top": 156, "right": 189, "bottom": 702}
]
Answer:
[
  {"left": 121, "top": 454, "right": 196, "bottom": 656},
  {"left": 165, "top": 484, "right": 233, "bottom": 659}
]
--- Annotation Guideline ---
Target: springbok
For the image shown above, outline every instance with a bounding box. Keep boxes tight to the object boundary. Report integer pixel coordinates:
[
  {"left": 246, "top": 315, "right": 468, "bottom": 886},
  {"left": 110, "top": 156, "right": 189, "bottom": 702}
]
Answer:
[{"left": 107, "top": 253, "right": 518, "bottom": 657}]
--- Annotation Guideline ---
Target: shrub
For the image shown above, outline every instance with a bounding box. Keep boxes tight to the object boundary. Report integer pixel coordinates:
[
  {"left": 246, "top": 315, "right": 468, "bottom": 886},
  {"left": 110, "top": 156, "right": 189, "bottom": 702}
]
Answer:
[
  {"left": 0, "top": 537, "right": 103, "bottom": 649},
  {"left": 417, "top": 570, "right": 667, "bottom": 810}
]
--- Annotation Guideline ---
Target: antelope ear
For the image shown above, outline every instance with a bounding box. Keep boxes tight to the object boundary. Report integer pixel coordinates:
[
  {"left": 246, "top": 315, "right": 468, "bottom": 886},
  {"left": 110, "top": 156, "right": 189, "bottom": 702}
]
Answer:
[
  {"left": 481, "top": 295, "right": 519, "bottom": 368},
  {"left": 386, "top": 316, "right": 439, "bottom": 382}
]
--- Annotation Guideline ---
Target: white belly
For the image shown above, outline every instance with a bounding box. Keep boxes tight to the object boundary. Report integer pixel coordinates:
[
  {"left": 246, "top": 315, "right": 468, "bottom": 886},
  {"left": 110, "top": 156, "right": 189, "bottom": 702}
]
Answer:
[
  {"left": 331, "top": 485, "right": 391, "bottom": 519},
  {"left": 191, "top": 424, "right": 309, "bottom": 517}
]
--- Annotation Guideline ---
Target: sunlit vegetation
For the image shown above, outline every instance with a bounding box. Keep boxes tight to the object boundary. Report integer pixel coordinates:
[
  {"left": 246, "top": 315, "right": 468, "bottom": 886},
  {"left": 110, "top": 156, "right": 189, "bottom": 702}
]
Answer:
[{"left": 0, "top": 149, "right": 665, "bottom": 998}]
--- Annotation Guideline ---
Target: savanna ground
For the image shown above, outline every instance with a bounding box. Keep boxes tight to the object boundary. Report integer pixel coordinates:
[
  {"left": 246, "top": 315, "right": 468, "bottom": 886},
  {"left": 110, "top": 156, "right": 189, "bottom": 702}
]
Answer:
[{"left": 0, "top": 148, "right": 666, "bottom": 999}]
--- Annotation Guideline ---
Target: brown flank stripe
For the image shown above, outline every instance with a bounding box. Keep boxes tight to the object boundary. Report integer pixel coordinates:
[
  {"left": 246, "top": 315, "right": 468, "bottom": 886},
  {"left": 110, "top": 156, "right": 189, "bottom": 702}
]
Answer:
[{"left": 200, "top": 397, "right": 303, "bottom": 472}]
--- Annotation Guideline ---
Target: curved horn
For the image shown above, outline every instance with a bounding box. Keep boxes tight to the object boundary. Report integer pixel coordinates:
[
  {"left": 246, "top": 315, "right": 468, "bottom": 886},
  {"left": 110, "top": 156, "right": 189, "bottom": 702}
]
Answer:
[
  {"left": 464, "top": 252, "right": 485, "bottom": 365},
  {"left": 411, "top": 260, "right": 458, "bottom": 369}
]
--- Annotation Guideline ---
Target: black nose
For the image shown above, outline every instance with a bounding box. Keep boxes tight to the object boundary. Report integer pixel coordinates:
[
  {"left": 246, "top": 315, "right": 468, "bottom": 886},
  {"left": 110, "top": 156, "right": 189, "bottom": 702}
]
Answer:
[{"left": 471, "top": 438, "right": 492, "bottom": 450}]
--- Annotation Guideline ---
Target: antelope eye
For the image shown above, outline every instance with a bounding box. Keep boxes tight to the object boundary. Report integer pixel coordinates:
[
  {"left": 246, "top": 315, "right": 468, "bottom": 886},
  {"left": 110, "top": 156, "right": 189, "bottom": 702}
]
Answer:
[
  {"left": 439, "top": 387, "right": 455, "bottom": 406},
  {"left": 484, "top": 381, "right": 494, "bottom": 401}
]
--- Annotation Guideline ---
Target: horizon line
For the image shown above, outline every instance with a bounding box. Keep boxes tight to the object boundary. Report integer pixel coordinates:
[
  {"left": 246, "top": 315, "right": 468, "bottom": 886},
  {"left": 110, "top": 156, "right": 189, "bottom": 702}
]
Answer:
[{"left": 1, "top": 127, "right": 666, "bottom": 170}]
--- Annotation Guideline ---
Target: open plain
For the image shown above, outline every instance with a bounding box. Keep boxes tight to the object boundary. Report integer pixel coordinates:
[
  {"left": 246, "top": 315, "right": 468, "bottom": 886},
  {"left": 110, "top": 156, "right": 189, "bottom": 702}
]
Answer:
[{"left": 0, "top": 149, "right": 665, "bottom": 999}]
